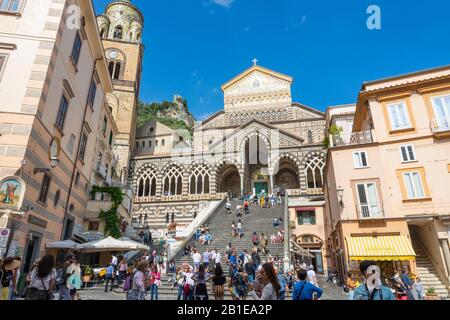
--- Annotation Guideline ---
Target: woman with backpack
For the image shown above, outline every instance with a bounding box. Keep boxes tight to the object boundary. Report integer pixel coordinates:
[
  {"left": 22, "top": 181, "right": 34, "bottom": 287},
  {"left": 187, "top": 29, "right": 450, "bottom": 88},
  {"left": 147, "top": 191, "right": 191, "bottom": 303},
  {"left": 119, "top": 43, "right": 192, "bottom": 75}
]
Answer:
[
  {"left": 192, "top": 264, "right": 210, "bottom": 300},
  {"left": 25, "top": 255, "right": 57, "bottom": 300}
]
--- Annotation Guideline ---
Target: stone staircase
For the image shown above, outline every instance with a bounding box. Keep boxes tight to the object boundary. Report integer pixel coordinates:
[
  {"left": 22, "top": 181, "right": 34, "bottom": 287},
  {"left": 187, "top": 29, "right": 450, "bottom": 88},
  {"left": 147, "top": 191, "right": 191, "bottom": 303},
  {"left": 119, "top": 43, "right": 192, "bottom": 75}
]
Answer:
[
  {"left": 157, "top": 199, "right": 287, "bottom": 298},
  {"left": 410, "top": 235, "right": 449, "bottom": 299}
]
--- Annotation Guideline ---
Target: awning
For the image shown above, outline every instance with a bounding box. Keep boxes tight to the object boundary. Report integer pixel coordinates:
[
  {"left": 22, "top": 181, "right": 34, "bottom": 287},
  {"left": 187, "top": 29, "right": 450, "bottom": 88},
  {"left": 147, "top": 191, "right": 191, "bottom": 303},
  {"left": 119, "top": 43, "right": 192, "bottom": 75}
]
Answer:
[
  {"left": 346, "top": 235, "right": 416, "bottom": 261},
  {"left": 293, "top": 207, "right": 316, "bottom": 211}
]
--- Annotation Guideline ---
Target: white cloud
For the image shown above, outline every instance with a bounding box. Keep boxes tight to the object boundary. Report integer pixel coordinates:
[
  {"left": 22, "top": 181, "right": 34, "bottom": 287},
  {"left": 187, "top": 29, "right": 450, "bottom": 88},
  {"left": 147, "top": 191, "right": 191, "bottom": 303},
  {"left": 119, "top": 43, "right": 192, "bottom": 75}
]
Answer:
[
  {"left": 285, "top": 15, "right": 308, "bottom": 31},
  {"left": 212, "top": 0, "right": 235, "bottom": 8}
]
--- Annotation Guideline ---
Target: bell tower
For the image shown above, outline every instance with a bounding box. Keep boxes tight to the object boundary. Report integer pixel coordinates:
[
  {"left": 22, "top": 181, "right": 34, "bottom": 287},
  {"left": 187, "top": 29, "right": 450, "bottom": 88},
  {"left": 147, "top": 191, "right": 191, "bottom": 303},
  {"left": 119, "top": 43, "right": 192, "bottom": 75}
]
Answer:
[{"left": 97, "top": 0, "right": 144, "bottom": 183}]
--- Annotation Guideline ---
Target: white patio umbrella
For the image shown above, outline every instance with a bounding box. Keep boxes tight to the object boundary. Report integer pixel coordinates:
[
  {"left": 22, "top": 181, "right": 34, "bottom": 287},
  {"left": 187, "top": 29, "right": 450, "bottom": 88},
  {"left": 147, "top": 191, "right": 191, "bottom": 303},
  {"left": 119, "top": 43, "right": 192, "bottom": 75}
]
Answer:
[
  {"left": 46, "top": 240, "right": 81, "bottom": 250},
  {"left": 78, "top": 236, "right": 149, "bottom": 253}
]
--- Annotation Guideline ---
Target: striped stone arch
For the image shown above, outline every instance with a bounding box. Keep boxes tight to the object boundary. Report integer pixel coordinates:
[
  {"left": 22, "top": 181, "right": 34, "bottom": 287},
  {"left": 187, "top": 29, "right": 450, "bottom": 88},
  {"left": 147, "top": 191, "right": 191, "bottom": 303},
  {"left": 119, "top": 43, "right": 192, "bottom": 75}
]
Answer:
[
  {"left": 133, "top": 163, "right": 159, "bottom": 192},
  {"left": 271, "top": 153, "right": 301, "bottom": 175},
  {"left": 160, "top": 162, "right": 185, "bottom": 195},
  {"left": 300, "top": 151, "right": 327, "bottom": 190},
  {"left": 237, "top": 129, "right": 272, "bottom": 155},
  {"left": 212, "top": 158, "right": 242, "bottom": 174}
]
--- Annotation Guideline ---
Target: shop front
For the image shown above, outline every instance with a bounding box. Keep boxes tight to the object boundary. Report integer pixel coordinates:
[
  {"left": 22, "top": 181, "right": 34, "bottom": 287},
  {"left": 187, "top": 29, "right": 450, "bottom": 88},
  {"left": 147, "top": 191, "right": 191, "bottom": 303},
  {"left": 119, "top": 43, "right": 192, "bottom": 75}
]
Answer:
[{"left": 345, "top": 235, "right": 416, "bottom": 284}]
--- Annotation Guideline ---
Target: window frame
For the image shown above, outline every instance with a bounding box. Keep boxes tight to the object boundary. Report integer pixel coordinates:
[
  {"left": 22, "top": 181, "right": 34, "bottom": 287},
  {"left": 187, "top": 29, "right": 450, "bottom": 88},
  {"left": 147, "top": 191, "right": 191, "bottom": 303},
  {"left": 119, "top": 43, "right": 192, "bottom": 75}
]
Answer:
[
  {"left": 0, "top": 53, "right": 8, "bottom": 82},
  {"left": 353, "top": 151, "right": 369, "bottom": 169},
  {"left": 0, "top": 0, "right": 24, "bottom": 14},
  {"left": 70, "top": 32, "right": 83, "bottom": 67},
  {"left": 55, "top": 93, "right": 69, "bottom": 130},
  {"left": 79, "top": 131, "right": 88, "bottom": 161},
  {"left": 87, "top": 79, "right": 97, "bottom": 109},
  {"left": 296, "top": 210, "right": 316, "bottom": 226},
  {"left": 384, "top": 99, "right": 415, "bottom": 134},
  {"left": 355, "top": 182, "right": 382, "bottom": 218},
  {"left": 397, "top": 167, "right": 431, "bottom": 202},
  {"left": 399, "top": 145, "right": 417, "bottom": 163},
  {"left": 38, "top": 173, "right": 52, "bottom": 204}
]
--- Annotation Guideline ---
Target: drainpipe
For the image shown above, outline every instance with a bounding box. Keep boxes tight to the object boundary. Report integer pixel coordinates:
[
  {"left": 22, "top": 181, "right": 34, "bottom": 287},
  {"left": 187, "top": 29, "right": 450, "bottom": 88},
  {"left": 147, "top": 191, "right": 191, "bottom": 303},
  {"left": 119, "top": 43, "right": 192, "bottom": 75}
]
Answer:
[{"left": 60, "top": 57, "right": 103, "bottom": 241}]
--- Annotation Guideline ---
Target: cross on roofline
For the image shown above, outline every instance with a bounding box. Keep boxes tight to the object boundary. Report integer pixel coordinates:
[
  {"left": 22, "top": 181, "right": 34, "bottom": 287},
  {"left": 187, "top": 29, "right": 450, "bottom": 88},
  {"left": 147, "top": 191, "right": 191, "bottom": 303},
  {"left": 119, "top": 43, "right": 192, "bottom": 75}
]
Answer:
[{"left": 252, "top": 58, "right": 258, "bottom": 66}]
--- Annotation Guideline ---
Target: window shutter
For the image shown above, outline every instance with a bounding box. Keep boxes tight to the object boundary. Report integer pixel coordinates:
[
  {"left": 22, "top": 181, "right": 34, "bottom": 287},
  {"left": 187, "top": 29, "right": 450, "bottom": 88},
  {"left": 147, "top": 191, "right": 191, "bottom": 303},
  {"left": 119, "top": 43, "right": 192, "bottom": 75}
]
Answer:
[
  {"left": 310, "top": 212, "right": 316, "bottom": 225},
  {"left": 296, "top": 212, "right": 303, "bottom": 225}
]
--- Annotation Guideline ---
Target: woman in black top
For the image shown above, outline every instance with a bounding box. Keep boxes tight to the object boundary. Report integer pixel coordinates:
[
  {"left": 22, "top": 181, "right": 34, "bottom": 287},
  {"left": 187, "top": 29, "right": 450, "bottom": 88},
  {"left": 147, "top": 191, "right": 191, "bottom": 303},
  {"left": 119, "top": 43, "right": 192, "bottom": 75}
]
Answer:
[{"left": 212, "top": 264, "right": 226, "bottom": 300}]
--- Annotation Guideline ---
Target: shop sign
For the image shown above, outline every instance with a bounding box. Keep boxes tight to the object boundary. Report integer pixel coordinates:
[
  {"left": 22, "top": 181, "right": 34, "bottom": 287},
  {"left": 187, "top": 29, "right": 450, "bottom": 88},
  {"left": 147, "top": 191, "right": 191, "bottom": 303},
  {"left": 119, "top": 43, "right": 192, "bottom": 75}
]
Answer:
[
  {"left": 7, "top": 240, "right": 18, "bottom": 257},
  {"left": 28, "top": 215, "right": 47, "bottom": 228}
]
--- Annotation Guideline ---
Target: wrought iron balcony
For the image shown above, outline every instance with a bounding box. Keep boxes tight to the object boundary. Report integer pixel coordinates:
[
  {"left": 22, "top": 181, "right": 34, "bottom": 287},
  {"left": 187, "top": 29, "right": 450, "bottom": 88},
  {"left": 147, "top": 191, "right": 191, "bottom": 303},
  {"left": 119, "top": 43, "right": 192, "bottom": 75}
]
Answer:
[
  {"left": 331, "top": 130, "right": 374, "bottom": 147},
  {"left": 358, "top": 203, "right": 384, "bottom": 219}
]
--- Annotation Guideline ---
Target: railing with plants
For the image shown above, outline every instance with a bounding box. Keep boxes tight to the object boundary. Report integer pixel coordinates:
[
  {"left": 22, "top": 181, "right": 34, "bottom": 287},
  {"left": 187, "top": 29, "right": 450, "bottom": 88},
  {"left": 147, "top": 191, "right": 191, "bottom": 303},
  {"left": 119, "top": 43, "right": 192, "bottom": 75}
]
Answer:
[{"left": 91, "top": 186, "right": 123, "bottom": 239}]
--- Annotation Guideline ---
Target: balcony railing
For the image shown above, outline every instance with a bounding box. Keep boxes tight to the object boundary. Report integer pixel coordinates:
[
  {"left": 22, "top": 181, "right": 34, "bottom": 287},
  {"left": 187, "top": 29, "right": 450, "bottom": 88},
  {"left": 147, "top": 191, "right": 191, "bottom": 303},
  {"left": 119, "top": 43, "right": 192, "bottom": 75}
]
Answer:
[
  {"left": 358, "top": 203, "right": 384, "bottom": 219},
  {"left": 331, "top": 130, "right": 374, "bottom": 147},
  {"left": 430, "top": 117, "right": 450, "bottom": 136}
]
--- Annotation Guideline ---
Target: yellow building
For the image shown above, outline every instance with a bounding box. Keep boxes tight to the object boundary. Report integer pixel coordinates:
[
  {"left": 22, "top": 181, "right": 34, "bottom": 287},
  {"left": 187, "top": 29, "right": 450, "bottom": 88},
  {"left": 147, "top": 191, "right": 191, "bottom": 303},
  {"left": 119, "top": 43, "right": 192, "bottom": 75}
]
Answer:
[{"left": 325, "top": 65, "right": 450, "bottom": 298}]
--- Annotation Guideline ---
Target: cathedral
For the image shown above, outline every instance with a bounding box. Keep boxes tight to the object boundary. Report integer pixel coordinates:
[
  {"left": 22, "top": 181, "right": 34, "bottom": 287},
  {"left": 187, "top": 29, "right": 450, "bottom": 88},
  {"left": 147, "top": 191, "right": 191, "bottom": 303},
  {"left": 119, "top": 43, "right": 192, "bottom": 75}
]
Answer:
[{"left": 130, "top": 61, "right": 327, "bottom": 235}]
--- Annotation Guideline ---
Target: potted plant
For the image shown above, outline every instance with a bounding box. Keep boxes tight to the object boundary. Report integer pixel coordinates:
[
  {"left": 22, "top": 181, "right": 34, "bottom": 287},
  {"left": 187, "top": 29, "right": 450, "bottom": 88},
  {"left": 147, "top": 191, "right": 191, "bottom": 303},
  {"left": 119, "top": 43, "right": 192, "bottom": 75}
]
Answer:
[
  {"left": 82, "top": 265, "right": 93, "bottom": 283},
  {"left": 425, "top": 287, "right": 439, "bottom": 300}
]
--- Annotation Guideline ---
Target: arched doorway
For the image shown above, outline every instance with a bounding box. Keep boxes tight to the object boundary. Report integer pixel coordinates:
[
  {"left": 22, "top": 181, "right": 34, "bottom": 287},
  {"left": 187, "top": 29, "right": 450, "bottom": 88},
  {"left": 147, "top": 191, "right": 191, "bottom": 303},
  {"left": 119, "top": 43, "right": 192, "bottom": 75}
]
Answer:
[
  {"left": 216, "top": 164, "right": 240, "bottom": 197},
  {"left": 243, "top": 133, "right": 270, "bottom": 194},
  {"left": 275, "top": 157, "right": 300, "bottom": 191}
]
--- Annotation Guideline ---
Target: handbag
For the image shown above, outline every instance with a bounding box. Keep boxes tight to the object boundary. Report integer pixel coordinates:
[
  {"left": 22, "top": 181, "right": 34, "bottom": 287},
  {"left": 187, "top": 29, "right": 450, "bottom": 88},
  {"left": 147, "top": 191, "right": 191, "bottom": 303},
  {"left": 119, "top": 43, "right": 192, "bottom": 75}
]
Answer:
[{"left": 127, "top": 289, "right": 146, "bottom": 301}]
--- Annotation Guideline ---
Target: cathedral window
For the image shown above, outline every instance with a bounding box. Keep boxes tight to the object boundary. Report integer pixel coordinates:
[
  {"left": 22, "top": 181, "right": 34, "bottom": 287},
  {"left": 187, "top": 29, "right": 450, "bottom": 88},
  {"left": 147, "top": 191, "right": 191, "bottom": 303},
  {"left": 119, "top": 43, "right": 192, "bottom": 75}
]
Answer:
[
  {"left": 163, "top": 165, "right": 183, "bottom": 196},
  {"left": 305, "top": 156, "right": 325, "bottom": 189},
  {"left": 137, "top": 168, "right": 157, "bottom": 197},
  {"left": 108, "top": 61, "right": 122, "bottom": 80},
  {"left": 113, "top": 26, "right": 123, "bottom": 40},
  {"left": 308, "top": 130, "right": 313, "bottom": 144},
  {"left": 189, "top": 165, "right": 210, "bottom": 195},
  {"left": 113, "top": 62, "right": 121, "bottom": 79},
  {"left": 100, "top": 28, "right": 106, "bottom": 38}
]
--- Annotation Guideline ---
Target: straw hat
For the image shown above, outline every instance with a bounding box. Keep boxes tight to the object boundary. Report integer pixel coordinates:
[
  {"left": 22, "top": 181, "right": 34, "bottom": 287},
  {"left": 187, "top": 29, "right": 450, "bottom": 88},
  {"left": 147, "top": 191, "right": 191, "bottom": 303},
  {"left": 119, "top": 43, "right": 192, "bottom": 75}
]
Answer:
[{"left": 4, "top": 259, "right": 21, "bottom": 271}]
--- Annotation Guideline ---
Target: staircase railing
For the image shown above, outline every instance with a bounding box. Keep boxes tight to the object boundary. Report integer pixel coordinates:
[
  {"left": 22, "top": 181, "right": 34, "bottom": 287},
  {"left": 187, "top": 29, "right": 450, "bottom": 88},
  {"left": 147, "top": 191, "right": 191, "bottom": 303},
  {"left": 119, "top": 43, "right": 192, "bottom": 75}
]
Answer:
[{"left": 168, "top": 197, "right": 227, "bottom": 262}]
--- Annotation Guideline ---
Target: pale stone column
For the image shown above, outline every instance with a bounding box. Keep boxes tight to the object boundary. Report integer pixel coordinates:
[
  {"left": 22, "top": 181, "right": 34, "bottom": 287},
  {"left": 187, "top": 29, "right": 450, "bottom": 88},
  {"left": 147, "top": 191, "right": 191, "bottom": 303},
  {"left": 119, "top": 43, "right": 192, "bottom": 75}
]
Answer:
[
  {"left": 270, "top": 175, "right": 274, "bottom": 194},
  {"left": 239, "top": 171, "right": 245, "bottom": 198},
  {"left": 182, "top": 171, "right": 189, "bottom": 196},
  {"left": 210, "top": 170, "right": 217, "bottom": 195},
  {"left": 440, "top": 239, "right": 450, "bottom": 283},
  {"left": 156, "top": 172, "right": 163, "bottom": 200}
]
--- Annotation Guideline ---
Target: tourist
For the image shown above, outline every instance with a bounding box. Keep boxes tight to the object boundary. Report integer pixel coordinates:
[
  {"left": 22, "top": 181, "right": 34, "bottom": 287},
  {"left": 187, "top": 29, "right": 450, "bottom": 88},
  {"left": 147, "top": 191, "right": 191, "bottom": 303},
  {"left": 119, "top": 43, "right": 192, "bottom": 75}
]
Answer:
[
  {"left": 401, "top": 269, "right": 415, "bottom": 300},
  {"left": 413, "top": 277, "right": 424, "bottom": 300},
  {"left": 292, "top": 269, "right": 323, "bottom": 300},
  {"left": 264, "top": 194, "right": 270, "bottom": 209},
  {"left": 0, "top": 257, "right": 21, "bottom": 300},
  {"left": 285, "top": 270, "right": 295, "bottom": 290},
  {"left": 118, "top": 257, "right": 128, "bottom": 285},
  {"left": 111, "top": 254, "right": 118, "bottom": 270},
  {"left": 192, "top": 249, "right": 202, "bottom": 272},
  {"left": 127, "top": 260, "right": 148, "bottom": 300},
  {"left": 182, "top": 265, "right": 195, "bottom": 300},
  {"left": 202, "top": 249, "right": 211, "bottom": 270},
  {"left": 212, "top": 264, "right": 226, "bottom": 300},
  {"left": 250, "top": 263, "right": 280, "bottom": 300},
  {"left": 252, "top": 270, "right": 265, "bottom": 299},
  {"left": 244, "top": 199, "right": 250, "bottom": 215},
  {"left": 231, "top": 221, "right": 237, "bottom": 238},
  {"left": 353, "top": 260, "right": 396, "bottom": 300},
  {"left": 176, "top": 267, "right": 185, "bottom": 300},
  {"left": 104, "top": 264, "right": 115, "bottom": 292},
  {"left": 276, "top": 267, "right": 287, "bottom": 300},
  {"left": 149, "top": 265, "right": 161, "bottom": 300},
  {"left": 184, "top": 244, "right": 191, "bottom": 256},
  {"left": 233, "top": 266, "right": 249, "bottom": 300},
  {"left": 252, "top": 232, "right": 259, "bottom": 246},
  {"left": 270, "top": 193, "right": 276, "bottom": 207},
  {"left": 346, "top": 272, "right": 357, "bottom": 300},
  {"left": 251, "top": 247, "right": 261, "bottom": 270},
  {"left": 260, "top": 195, "right": 265, "bottom": 208},
  {"left": 25, "top": 254, "right": 56, "bottom": 300},
  {"left": 66, "top": 259, "right": 82, "bottom": 300},
  {"left": 225, "top": 199, "right": 232, "bottom": 214},
  {"left": 237, "top": 219, "right": 243, "bottom": 238},
  {"left": 245, "top": 259, "right": 255, "bottom": 283},
  {"left": 307, "top": 265, "right": 318, "bottom": 287},
  {"left": 192, "top": 264, "right": 210, "bottom": 300},
  {"left": 214, "top": 248, "right": 222, "bottom": 267},
  {"left": 57, "top": 254, "right": 75, "bottom": 300},
  {"left": 229, "top": 250, "right": 238, "bottom": 270},
  {"left": 260, "top": 233, "right": 268, "bottom": 254}
]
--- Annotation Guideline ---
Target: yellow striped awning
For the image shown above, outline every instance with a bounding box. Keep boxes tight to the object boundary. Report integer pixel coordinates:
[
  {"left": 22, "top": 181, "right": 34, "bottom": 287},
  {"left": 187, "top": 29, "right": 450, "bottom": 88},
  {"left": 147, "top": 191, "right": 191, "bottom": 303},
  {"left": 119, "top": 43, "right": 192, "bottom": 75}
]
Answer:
[{"left": 346, "top": 235, "right": 416, "bottom": 261}]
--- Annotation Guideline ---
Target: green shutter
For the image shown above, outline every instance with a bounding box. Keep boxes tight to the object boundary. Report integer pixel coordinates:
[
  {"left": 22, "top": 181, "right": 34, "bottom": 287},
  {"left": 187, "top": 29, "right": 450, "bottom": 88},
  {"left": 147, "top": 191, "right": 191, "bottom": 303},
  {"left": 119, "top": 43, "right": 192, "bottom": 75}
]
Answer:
[
  {"left": 296, "top": 212, "right": 303, "bottom": 225},
  {"left": 310, "top": 212, "right": 316, "bottom": 225}
]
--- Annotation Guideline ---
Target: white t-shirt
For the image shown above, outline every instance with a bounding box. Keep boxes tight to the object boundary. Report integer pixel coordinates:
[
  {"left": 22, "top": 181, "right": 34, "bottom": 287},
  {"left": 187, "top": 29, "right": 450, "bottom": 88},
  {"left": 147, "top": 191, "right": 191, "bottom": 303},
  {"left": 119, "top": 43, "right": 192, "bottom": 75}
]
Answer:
[
  {"left": 29, "top": 268, "right": 57, "bottom": 291},
  {"left": 111, "top": 256, "right": 118, "bottom": 265},
  {"left": 237, "top": 222, "right": 242, "bottom": 229},
  {"left": 211, "top": 252, "right": 217, "bottom": 261},
  {"left": 215, "top": 252, "right": 221, "bottom": 264},
  {"left": 192, "top": 253, "right": 202, "bottom": 263},
  {"left": 307, "top": 270, "right": 316, "bottom": 284}
]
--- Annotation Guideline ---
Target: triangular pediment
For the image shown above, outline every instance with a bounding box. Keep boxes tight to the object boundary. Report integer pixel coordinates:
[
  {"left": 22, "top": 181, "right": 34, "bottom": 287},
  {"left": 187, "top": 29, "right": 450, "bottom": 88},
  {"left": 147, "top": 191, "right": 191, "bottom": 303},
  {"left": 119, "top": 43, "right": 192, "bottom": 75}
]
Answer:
[{"left": 221, "top": 65, "right": 293, "bottom": 96}]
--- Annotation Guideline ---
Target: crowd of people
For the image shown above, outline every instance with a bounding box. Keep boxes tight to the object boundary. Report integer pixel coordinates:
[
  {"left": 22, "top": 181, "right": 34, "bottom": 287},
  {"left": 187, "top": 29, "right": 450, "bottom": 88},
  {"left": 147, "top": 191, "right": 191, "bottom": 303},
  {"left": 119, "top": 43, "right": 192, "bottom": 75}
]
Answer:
[{"left": 194, "top": 224, "right": 213, "bottom": 245}]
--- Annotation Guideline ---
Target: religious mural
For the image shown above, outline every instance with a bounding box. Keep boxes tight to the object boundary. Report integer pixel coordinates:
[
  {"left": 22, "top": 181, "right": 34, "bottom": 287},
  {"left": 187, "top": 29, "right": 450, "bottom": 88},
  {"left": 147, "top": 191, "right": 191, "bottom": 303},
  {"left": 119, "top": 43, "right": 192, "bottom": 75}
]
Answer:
[{"left": 0, "top": 178, "right": 22, "bottom": 207}]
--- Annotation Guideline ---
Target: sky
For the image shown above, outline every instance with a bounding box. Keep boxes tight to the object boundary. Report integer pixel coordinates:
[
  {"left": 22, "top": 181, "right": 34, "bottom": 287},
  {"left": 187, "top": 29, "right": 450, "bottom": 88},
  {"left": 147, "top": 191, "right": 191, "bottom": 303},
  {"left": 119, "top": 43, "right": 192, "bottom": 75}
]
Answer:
[{"left": 93, "top": 0, "right": 450, "bottom": 120}]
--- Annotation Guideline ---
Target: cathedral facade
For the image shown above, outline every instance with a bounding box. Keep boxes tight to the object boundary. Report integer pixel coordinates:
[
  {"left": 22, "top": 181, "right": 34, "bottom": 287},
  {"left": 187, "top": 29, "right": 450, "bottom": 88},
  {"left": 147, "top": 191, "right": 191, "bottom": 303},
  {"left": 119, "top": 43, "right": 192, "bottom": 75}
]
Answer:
[{"left": 130, "top": 64, "right": 327, "bottom": 234}]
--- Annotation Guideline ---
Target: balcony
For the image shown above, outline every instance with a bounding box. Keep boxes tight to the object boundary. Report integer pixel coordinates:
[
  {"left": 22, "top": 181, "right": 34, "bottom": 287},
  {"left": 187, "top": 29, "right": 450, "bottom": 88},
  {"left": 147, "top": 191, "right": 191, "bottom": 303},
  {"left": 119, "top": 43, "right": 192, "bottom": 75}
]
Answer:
[
  {"left": 330, "top": 130, "right": 375, "bottom": 147},
  {"left": 358, "top": 203, "right": 384, "bottom": 220},
  {"left": 95, "top": 165, "right": 107, "bottom": 180},
  {"left": 430, "top": 117, "right": 450, "bottom": 138},
  {"left": 86, "top": 192, "right": 130, "bottom": 220}
]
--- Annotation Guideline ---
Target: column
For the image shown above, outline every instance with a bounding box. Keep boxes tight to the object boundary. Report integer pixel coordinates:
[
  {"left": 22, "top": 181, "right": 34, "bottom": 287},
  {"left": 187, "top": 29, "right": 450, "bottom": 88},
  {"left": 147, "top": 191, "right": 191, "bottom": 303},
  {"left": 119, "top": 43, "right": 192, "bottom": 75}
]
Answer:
[
  {"left": 440, "top": 239, "right": 450, "bottom": 282},
  {"left": 270, "top": 175, "right": 274, "bottom": 194},
  {"left": 240, "top": 171, "right": 245, "bottom": 198}
]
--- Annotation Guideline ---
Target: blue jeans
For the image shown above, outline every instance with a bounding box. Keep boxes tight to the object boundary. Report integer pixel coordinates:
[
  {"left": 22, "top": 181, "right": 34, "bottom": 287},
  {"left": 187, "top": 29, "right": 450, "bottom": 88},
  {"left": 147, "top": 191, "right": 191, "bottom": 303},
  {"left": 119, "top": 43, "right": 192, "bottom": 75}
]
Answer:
[
  {"left": 278, "top": 291, "right": 286, "bottom": 300},
  {"left": 248, "top": 275, "right": 255, "bottom": 283},
  {"left": 177, "top": 284, "right": 184, "bottom": 300},
  {"left": 150, "top": 284, "right": 158, "bottom": 300},
  {"left": 58, "top": 285, "right": 71, "bottom": 300}
]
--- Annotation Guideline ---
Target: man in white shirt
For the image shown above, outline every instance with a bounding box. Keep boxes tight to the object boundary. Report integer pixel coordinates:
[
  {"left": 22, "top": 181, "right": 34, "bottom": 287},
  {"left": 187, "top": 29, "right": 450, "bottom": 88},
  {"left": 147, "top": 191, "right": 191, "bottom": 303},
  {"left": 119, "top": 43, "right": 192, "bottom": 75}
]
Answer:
[
  {"left": 192, "top": 250, "right": 202, "bottom": 272},
  {"left": 215, "top": 250, "right": 221, "bottom": 266},
  {"left": 307, "top": 265, "right": 318, "bottom": 287},
  {"left": 210, "top": 250, "right": 217, "bottom": 272}
]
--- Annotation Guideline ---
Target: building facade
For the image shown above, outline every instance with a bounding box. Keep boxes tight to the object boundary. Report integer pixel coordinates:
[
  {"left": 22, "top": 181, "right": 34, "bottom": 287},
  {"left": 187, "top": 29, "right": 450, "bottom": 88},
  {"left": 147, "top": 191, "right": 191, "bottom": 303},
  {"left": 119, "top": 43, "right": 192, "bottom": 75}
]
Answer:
[
  {"left": 325, "top": 65, "right": 450, "bottom": 298},
  {"left": 0, "top": 0, "right": 114, "bottom": 273},
  {"left": 131, "top": 63, "right": 327, "bottom": 237}
]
